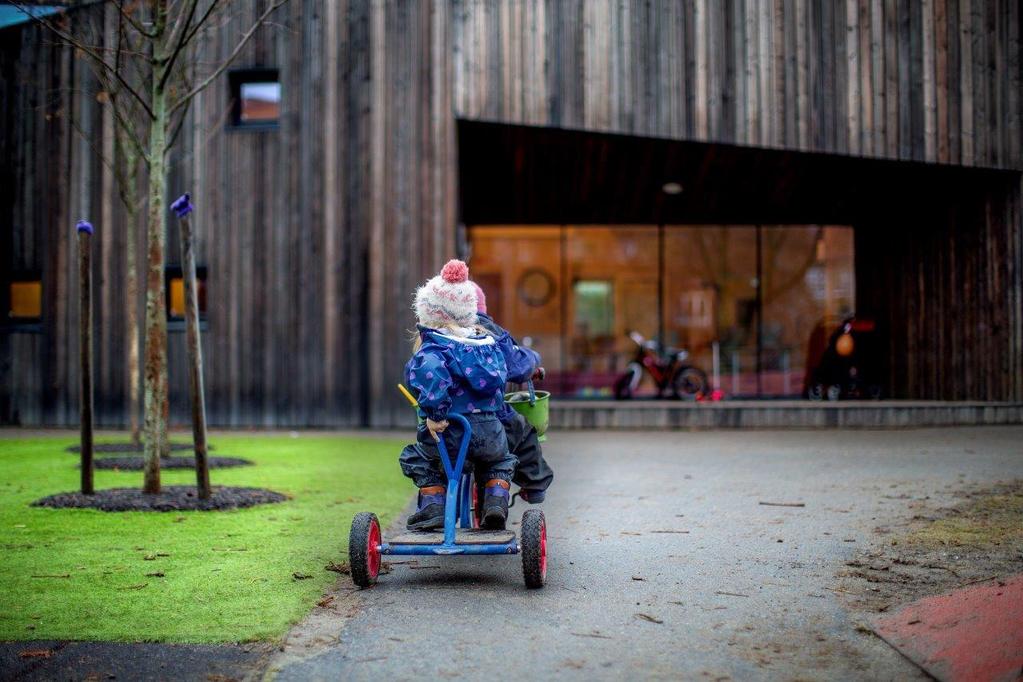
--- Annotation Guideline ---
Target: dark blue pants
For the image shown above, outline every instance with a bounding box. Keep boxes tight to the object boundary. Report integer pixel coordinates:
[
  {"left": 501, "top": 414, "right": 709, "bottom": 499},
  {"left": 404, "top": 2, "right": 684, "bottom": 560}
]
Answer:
[
  {"left": 502, "top": 411, "right": 554, "bottom": 492},
  {"left": 399, "top": 413, "right": 515, "bottom": 488}
]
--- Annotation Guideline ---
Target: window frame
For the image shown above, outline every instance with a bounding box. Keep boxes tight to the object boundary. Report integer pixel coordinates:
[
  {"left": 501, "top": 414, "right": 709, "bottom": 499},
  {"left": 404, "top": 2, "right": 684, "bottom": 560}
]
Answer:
[
  {"left": 227, "top": 68, "right": 281, "bottom": 131},
  {"left": 2, "top": 270, "right": 44, "bottom": 333},
  {"left": 165, "top": 265, "right": 209, "bottom": 331}
]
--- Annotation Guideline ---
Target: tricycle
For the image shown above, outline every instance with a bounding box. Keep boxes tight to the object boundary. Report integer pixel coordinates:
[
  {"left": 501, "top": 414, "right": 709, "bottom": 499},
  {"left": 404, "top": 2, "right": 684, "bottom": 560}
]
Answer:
[{"left": 348, "top": 412, "right": 548, "bottom": 589}]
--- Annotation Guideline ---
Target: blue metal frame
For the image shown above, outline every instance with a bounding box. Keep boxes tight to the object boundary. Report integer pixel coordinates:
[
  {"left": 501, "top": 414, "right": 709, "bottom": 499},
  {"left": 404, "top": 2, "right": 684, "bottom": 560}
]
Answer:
[{"left": 379, "top": 413, "right": 519, "bottom": 557}]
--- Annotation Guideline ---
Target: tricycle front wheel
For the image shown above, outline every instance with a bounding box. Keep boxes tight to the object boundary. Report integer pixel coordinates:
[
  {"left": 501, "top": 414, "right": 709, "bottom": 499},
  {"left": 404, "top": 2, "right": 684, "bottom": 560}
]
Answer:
[
  {"left": 349, "top": 512, "right": 381, "bottom": 588},
  {"left": 521, "top": 509, "right": 547, "bottom": 589}
]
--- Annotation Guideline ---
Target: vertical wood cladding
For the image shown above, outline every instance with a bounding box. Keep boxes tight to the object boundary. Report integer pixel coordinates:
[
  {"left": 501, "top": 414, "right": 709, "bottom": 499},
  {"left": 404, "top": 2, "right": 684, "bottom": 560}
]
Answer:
[
  {"left": 1, "top": 0, "right": 1020, "bottom": 426},
  {"left": 855, "top": 175, "right": 1023, "bottom": 400},
  {"left": 451, "top": 0, "right": 1021, "bottom": 170},
  {"left": 1, "top": 1, "right": 456, "bottom": 427}
]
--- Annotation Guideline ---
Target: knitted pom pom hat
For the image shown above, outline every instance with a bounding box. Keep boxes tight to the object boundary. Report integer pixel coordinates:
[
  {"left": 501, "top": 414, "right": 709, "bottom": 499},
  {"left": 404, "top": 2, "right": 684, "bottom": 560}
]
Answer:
[
  {"left": 470, "top": 281, "right": 487, "bottom": 314},
  {"left": 414, "top": 259, "right": 479, "bottom": 329}
]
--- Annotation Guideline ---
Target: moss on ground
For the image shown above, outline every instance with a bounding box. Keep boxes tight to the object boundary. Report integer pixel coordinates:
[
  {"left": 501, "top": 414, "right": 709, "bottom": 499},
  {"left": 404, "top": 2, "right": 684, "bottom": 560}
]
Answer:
[{"left": 906, "top": 488, "right": 1023, "bottom": 548}]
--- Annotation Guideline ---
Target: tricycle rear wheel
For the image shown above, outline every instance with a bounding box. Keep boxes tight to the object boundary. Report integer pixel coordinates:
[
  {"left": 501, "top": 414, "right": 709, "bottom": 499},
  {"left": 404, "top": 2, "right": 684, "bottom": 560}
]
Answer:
[
  {"left": 349, "top": 512, "right": 381, "bottom": 588},
  {"left": 521, "top": 509, "right": 547, "bottom": 589}
]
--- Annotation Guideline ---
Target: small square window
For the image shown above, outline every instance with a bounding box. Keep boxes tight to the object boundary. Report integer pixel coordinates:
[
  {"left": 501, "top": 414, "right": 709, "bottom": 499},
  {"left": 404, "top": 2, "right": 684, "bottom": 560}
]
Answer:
[
  {"left": 229, "top": 69, "right": 280, "bottom": 129},
  {"left": 165, "top": 266, "right": 207, "bottom": 321},
  {"left": 9, "top": 280, "right": 42, "bottom": 320}
]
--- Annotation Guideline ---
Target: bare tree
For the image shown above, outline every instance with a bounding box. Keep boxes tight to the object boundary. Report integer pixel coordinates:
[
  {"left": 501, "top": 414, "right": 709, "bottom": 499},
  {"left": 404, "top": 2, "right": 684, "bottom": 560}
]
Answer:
[{"left": 22, "top": 0, "right": 289, "bottom": 494}]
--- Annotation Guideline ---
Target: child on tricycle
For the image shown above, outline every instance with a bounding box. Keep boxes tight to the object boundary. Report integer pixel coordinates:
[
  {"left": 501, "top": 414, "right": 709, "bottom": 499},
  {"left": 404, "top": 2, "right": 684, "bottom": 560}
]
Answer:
[
  {"left": 348, "top": 259, "right": 550, "bottom": 589},
  {"left": 399, "top": 260, "right": 516, "bottom": 530}
]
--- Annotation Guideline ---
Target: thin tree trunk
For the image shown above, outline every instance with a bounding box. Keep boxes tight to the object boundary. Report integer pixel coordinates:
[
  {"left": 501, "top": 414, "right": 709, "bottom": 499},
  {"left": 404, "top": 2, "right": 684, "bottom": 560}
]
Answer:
[
  {"left": 142, "top": 75, "right": 168, "bottom": 494},
  {"left": 78, "top": 222, "right": 94, "bottom": 495},
  {"left": 175, "top": 198, "right": 210, "bottom": 499},
  {"left": 160, "top": 391, "right": 170, "bottom": 458}
]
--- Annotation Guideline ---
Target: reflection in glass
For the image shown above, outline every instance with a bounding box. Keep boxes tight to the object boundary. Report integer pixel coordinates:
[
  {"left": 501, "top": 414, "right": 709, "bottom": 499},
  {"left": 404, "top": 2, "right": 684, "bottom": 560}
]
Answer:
[
  {"left": 468, "top": 224, "right": 855, "bottom": 399},
  {"left": 240, "top": 82, "right": 281, "bottom": 123}
]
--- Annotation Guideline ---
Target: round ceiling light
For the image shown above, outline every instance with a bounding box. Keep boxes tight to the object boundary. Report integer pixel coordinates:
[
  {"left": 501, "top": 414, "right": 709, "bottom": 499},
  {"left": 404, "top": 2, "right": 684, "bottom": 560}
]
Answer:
[{"left": 661, "top": 182, "right": 684, "bottom": 195}]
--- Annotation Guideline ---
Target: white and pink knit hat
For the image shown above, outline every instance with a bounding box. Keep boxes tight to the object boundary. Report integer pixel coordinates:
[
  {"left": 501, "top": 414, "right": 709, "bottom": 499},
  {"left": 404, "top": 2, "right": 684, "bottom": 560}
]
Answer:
[{"left": 414, "top": 259, "right": 479, "bottom": 329}]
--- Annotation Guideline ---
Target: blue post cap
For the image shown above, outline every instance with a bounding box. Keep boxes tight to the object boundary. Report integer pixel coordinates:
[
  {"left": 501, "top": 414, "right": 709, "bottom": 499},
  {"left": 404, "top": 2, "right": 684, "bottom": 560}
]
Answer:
[
  {"left": 76, "top": 220, "right": 93, "bottom": 235},
  {"left": 171, "top": 193, "right": 193, "bottom": 218}
]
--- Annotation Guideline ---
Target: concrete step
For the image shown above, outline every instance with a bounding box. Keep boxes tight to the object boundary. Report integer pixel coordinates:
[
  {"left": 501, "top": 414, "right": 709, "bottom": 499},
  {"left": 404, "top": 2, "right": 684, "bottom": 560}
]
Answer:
[{"left": 550, "top": 400, "right": 1023, "bottom": 429}]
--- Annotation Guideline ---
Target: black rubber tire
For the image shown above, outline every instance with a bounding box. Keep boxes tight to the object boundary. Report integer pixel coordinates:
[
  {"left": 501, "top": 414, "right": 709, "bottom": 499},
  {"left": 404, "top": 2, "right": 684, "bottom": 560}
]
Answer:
[
  {"left": 672, "top": 366, "right": 708, "bottom": 399},
  {"left": 521, "top": 509, "right": 547, "bottom": 589},
  {"left": 349, "top": 512, "right": 380, "bottom": 588}
]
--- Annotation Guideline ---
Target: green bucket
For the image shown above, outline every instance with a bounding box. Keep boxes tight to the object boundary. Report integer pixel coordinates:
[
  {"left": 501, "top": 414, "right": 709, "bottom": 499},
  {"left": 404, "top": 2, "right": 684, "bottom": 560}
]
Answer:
[{"left": 505, "top": 381, "right": 550, "bottom": 442}]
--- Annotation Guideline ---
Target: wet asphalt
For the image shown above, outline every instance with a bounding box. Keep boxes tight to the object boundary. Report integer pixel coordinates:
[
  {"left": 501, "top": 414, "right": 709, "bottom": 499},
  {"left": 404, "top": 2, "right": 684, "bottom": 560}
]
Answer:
[{"left": 274, "top": 426, "right": 1023, "bottom": 681}]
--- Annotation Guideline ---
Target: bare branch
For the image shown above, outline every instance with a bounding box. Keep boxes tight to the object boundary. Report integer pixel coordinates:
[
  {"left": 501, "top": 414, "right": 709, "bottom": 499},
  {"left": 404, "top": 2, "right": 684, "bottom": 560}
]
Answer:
[
  {"left": 158, "top": 0, "right": 200, "bottom": 89},
  {"left": 168, "top": 0, "right": 290, "bottom": 117},
  {"left": 69, "top": 115, "right": 117, "bottom": 178},
  {"left": 14, "top": 3, "right": 157, "bottom": 120},
  {"left": 115, "top": 0, "right": 158, "bottom": 39},
  {"left": 178, "top": 0, "right": 226, "bottom": 49},
  {"left": 108, "top": 94, "right": 151, "bottom": 166}
]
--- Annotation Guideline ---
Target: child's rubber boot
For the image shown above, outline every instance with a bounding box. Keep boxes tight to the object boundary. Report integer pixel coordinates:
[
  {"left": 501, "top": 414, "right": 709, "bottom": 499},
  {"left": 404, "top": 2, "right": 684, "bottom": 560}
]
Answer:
[
  {"left": 406, "top": 486, "right": 446, "bottom": 531},
  {"left": 481, "top": 479, "right": 510, "bottom": 530},
  {"left": 518, "top": 488, "right": 546, "bottom": 504}
]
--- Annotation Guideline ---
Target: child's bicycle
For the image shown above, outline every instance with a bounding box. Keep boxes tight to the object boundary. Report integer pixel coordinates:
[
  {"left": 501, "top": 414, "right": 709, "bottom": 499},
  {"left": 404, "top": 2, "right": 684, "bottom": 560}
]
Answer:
[{"left": 348, "top": 410, "right": 548, "bottom": 589}]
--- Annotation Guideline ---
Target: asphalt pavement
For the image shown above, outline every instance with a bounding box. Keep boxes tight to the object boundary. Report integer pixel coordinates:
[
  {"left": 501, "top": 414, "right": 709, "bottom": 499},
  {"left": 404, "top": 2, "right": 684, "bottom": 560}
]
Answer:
[{"left": 273, "top": 426, "right": 1023, "bottom": 681}]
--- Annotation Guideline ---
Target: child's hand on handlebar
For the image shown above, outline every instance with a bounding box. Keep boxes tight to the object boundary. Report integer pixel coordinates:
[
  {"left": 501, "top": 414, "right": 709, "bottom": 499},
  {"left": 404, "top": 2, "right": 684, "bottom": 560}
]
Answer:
[{"left": 426, "top": 418, "right": 449, "bottom": 442}]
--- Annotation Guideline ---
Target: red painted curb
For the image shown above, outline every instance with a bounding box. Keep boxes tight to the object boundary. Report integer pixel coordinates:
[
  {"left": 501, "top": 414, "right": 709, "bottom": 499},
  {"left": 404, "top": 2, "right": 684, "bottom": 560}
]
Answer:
[{"left": 871, "top": 574, "right": 1023, "bottom": 682}]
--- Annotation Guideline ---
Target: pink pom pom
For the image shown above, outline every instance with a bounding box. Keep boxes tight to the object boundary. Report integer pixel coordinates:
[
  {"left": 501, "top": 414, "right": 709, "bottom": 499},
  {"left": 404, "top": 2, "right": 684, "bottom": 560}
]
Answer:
[{"left": 440, "top": 259, "right": 469, "bottom": 283}]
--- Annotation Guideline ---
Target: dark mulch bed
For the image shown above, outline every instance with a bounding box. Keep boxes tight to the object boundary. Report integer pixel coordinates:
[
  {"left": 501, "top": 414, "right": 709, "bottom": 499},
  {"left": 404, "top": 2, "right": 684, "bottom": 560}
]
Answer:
[
  {"left": 67, "top": 442, "right": 202, "bottom": 454},
  {"left": 32, "top": 486, "right": 288, "bottom": 512},
  {"left": 89, "top": 456, "right": 252, "bottom": 470}
]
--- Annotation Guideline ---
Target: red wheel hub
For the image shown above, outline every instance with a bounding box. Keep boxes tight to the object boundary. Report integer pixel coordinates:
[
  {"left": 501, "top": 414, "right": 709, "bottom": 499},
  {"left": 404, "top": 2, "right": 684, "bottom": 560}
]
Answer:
[
  {"left": 367, "top": 519, "right": 381, "bottom": 578},
  {"left": 539, "top": 519, "right": 547, "bottom": 579}
]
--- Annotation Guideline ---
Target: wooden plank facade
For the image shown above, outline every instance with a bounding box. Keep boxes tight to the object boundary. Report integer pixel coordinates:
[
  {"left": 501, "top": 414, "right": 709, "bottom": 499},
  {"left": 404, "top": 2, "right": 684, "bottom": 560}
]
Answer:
[{"left": 1, "top": 0, "right": 1021, "bottom": 427}]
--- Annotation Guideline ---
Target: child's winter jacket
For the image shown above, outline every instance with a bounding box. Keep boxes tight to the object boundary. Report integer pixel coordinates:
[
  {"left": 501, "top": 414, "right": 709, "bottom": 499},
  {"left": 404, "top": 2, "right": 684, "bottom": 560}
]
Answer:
[{"left": 406, "top": 325, "right": 509, "bottom": 421}]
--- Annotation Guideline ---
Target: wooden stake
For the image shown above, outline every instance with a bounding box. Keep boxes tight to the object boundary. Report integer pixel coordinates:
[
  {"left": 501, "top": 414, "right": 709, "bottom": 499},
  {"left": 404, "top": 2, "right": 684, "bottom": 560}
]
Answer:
[
  {"left": 172, "top": 194, "right": 210, "bottom": 499},
  {"left": 76, "top": 220, "right": 95, "bottom": 495}
]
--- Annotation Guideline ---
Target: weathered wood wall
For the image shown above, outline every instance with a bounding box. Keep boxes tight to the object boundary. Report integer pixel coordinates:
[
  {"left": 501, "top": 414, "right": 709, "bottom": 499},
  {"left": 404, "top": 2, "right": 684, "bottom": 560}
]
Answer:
[
  {"left": 1, "top": 0, "right": 1021, "bottom": 427},
  {"left": 452, "top": 0, "right": 1022, "bottom": 171},
  {"left": 1, "top": 1, "right": 456, "bottom": 427},
  {"left": 176, "top": 0, "right": 455, "bottom": 427},
  {"left": 856, "top": 175, "right": 1023, "bottom": 400}
]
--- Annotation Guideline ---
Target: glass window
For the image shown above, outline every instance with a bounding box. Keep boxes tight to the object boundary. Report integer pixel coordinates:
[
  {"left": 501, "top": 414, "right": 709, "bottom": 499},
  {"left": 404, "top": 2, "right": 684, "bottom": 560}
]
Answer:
[
  {"left": 664, "top": 226, "right": 759, "bottom": 396},
  {"left": 165, "top": 267, "right": 207, "bottom": 321},
  {"left": 469, "top": 224, "right": 854, "bottom": 399},
  {"left": 240, "top": 82, "right": 281, "bottom": 123},
  {"left": 229, "top": 70, "right": 280, "bottom": 128},
  {"left": 9, "top": 280, "right": 42, "bottom": 320}
]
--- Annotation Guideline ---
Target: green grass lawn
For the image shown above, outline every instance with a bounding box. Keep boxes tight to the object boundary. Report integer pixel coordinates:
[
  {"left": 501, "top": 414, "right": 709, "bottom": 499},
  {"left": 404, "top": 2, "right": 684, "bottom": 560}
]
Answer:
[{"left": 0, "top": 433, "right": 411, "bottom": 643}]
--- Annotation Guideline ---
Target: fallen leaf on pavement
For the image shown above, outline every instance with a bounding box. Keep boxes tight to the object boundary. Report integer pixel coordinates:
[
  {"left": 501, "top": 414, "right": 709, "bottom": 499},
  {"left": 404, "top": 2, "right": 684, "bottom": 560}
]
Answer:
[
  {"left": 635, "top": 613, "right": 664, "bottom": 624},
  {"left": 570, "top": 631, "right": 613, "bottom": 639},
  {"left": 316, "top": 596, "right": 335, "bottom": 608}
]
